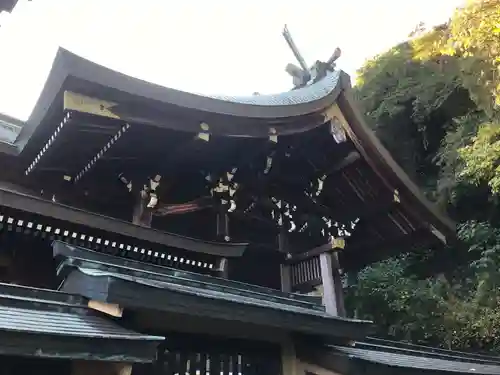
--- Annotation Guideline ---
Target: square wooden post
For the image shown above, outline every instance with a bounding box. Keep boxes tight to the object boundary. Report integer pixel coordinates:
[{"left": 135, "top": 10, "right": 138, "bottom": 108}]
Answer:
[
  {"left": 278, "top": 230, "right": 292, "bottom": 292},
  {"left": 319, "top": 251, "right": 345, "bottom": 317}
]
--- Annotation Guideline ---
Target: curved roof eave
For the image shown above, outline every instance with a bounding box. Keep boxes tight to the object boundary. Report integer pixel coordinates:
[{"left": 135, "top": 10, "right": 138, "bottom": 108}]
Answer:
[
  {"left": 16, "top": 48, "right": 345, "bottom": 150},
  {"left": 335, "top": 74, "right": 456, "bottom": 242}
]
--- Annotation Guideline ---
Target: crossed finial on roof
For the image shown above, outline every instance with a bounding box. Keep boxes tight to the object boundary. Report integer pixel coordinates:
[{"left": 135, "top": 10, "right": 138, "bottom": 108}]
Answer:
[{"left": 282, "top": 25, "right": 342, "bottom": 89}]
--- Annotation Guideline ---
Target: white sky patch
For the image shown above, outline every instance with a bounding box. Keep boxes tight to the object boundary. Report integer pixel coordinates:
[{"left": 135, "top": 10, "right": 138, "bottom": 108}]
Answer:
[{"left": 0, "top": 0, "right": 464, "bottom": 122}]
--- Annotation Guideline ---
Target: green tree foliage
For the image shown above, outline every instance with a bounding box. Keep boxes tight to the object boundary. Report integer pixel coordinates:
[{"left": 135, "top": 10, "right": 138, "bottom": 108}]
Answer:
[{"left": 347, "top": 0, "right": 500, "bottom": 351}]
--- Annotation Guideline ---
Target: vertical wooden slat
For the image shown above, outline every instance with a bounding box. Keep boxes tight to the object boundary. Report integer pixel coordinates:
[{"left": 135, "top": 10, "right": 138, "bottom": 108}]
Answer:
[
  {"left": 306, "top": 258, "right": 313, "bottom": 281},
  {"left": 221, "top": 353, "right": 231, "bottom": 375},
  {"left": 241, "top": 355, "right": 252, "bottom": 375},
  {"left": 193, "top": 352, "right": 203, "bottom": 375},
  {"left": 186, "top": 352, "right": 197, "bottom": 375},
  {"left": 207, "top": 353, "right": 212, "bottom": 375},
  {"left": 163, "top": 351, "right": 177, "bottom": 375},
  {"left": 210, "top": 352, "right": 221, "bottom": 375},
  {"left": 159, "top": 336, "right": 282, "bottom": 375},
  {"left": 230, "top": 354, "right": 239, "bottom": 375},
  {"left": 173, "top": 352, "right": 182, "bottom": 375},
  {"left": 313, "top": 256, "right": 321, "bottom": 279}
]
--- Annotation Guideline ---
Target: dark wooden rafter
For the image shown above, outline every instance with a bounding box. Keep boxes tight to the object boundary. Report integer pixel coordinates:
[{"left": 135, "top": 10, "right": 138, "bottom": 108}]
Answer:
[
  {"left": 24, "top": 112, "right": 72, "bottom": 176},
  {"left": 74, "top": 122, "right": 131, "bottom": 182},
  {"left": 65, "top": 90, "right": 212, "bottom": 176}
]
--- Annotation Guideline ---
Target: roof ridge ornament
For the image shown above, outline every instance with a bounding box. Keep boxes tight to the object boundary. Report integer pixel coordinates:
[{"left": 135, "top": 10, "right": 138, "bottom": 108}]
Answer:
[{"left": 282, "top": 25, "right": 342, "bottom": 89}]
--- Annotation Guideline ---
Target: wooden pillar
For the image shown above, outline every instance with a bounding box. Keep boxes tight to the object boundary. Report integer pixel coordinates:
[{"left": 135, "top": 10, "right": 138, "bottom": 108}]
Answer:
[
  {"left": 319, "top": 251, "right": 346, "bottom": 317},
  {"left": 216, "top": 205, "right": 230, "bottom": 279},
  {"left": 331, "top": 252, "right": 346, "bottom": 317},
  {"left": 278, "top": 230, "right": 292, "bottom": 293},
  {"left": 282, "top": 338, "right": 301, "bottom": 375},
  {"left": 216, "top": 207, "right": 229, "bottom": 241},
  {"left": 217, "top": 257, "right": 229, "bottom": 279}
]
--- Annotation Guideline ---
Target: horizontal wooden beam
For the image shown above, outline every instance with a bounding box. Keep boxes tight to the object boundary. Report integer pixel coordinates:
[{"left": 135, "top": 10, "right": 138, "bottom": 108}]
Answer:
[
  {"left": 0, "top": 182, "right": 247, "bottom": 258},
  {"left": 286, "top": 237, "right": 345, "bottom": 264}
]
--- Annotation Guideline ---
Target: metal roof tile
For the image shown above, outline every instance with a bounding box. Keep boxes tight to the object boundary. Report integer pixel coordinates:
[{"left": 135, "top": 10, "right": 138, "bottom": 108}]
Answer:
[
  {"left": 333, "top": 345, "right": 500, "bottom": 374},
  {"left": 0, "top": 282, "right": 163, "bottom": 341},
  {"left": 0, "top": 305, "right": 161, "bottom": 340},
  {"left": 208, "top": 71, "right": 341, "bottom": 106}
]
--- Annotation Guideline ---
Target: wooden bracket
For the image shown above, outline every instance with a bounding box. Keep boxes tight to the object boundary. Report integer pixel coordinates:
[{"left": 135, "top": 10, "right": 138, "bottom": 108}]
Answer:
[{"left": 88, "top": 300, "right": 123, "bottom": 318}]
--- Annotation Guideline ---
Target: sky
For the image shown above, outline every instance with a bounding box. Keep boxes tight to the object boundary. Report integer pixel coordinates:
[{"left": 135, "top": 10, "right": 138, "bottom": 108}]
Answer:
[{"left": 0, "top": 0, "right": 465, "bottom": 122}]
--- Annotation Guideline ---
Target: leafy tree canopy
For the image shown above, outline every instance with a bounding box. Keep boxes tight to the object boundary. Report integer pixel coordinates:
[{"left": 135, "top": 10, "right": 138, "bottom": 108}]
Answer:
[{"left": 347, "top": 0, "right": 500, "bottom": 352}]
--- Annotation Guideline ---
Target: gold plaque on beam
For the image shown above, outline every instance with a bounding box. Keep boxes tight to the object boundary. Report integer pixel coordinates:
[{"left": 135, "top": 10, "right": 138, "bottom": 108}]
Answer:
[
  {"left": 331, "top": 237, "right": 345, "bottom": 250},
  {"left": 64, "top": 91, "right": 120, "bottom": 119}
]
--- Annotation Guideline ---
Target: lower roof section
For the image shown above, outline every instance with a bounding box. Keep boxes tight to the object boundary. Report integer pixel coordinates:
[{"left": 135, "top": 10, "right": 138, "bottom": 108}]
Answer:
[
  {"left": 0, "top": 282, "right": 163, "bottom": 362},
  {"left": 54, "top": 241, "right": 373, "bottom": 340},
  {"left": 297, "top": 338, "right": 500, "bottom": 375}
]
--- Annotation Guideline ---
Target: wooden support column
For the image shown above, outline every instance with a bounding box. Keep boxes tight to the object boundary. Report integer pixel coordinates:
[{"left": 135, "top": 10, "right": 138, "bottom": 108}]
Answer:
[
  {"left": 217, "top": 257, "right": 229, "bottom": 279},
  {"left": 132, "top": 200, "right": 153, "bottom": 227},
  {"left": 319, "top": 251, "right": 346, "bottom": 317},
  {"left": 331, "top": 251, "right": 346, "bottom": 317},
  {"left": 131, "top": 181, "right": 154, "bottom": 227},
  {"left": 216, "top": 206, "right": 230, "bottom": 241},
  {"left": 216, "top": 205, "right": 230, "bottom": 278},
  {"left": 278, "top": 230, "right": 292, "bottom": 293}
]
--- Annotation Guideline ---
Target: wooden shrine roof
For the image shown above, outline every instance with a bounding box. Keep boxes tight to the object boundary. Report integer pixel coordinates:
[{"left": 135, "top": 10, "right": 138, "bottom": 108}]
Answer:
[
  {"left": 0, "top": 48, "right": 456, "bottom": 270},
  {"left": 0, "top": 282, "right": 163, "bottom": 362},
  {"left": 54, "top": 241, "right": 373, "bottom": 340}
]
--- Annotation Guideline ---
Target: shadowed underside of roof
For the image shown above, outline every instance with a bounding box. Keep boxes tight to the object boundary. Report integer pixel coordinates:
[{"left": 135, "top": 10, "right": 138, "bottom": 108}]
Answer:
[{"left": 0, "top": 48, "right": 455, "bottom": 271}]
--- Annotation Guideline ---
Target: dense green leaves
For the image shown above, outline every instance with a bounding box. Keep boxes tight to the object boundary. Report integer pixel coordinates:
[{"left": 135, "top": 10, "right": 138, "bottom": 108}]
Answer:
[
  {"left": 347, "top": 0, "right": 500, "bottom": 351},
  {"left": 459, "top": 122, "right": 500, "bottom": 194}
]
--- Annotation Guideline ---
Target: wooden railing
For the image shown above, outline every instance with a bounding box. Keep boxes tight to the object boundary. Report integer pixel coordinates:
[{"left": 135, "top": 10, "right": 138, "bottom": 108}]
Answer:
[
  {"left": 290, "top": 256, "right": 322, "bottom": 293},
  {"left": 155, "top": 335, "right": 282, "bottom": 375}
]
